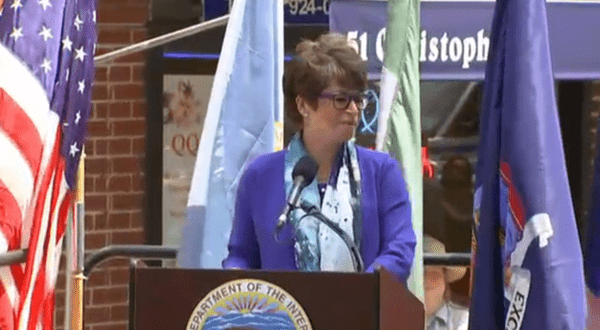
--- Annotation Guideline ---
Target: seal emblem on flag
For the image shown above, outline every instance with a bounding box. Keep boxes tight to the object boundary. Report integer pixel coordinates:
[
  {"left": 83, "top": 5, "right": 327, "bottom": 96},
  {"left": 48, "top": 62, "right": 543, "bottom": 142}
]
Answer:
[
  {"left": 472, "top": 161, "right": 554, "bottom": 330},
  {"left": 186, "top": 279, "right": 313, "bottom": 330},
  {"left": 499, "top": 161, "right": 531, "bottom": 330}
]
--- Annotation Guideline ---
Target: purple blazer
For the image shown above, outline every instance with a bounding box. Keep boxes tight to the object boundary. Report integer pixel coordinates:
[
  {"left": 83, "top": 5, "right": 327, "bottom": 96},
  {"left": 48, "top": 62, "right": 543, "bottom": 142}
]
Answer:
[{"left": 222, "top": 146, "right": 416, "bottom": 283}]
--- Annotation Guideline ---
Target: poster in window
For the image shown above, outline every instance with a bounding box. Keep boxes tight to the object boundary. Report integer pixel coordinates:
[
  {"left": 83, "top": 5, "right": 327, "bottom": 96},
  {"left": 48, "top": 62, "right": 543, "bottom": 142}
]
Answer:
[{"left": 162, "top": 74, "right": 214, "bottom": 247}]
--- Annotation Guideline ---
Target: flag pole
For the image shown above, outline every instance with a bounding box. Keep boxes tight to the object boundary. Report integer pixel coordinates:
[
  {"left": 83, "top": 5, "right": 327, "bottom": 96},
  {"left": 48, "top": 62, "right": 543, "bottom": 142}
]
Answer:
[
  {"left": 70, "top": 151, "right": 86, "bottom": 330},
  {"left": 63, "top": 203, "right": 74, "bottom": 329}
]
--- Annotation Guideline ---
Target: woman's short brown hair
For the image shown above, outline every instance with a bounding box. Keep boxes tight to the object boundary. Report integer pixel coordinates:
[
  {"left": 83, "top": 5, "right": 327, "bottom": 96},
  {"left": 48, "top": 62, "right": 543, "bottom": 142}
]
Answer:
[{"left": 284, "top": 33, "right": 368, "bottom": 126}]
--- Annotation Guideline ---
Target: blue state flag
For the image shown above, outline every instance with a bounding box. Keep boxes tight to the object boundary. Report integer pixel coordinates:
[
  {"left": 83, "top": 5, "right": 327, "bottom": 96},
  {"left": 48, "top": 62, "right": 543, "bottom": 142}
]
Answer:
[
  {"left": 469, "top": 0, "right": 587, "bottom": 328},
  {"left": 585, "top": 117, "right": 600, "bottom": 297},
  {"left": 177, "top": 0, "right": 284, "bottom": 268}
]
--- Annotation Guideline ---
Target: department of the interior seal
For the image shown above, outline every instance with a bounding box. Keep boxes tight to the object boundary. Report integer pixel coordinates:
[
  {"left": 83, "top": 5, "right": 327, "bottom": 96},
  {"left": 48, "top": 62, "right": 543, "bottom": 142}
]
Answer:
[{"left": 186, "top": 279, "right": 313, "bottom": 330}]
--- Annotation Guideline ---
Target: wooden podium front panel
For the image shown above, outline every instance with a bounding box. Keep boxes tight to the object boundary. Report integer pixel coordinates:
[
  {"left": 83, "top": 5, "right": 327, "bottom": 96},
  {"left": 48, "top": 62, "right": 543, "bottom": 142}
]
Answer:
[
  {"left": 133, "top": 268, "right": 378, "bottom": 329},
  {"left": 378, "top": 268, "right": 424, "bottom": 330}
]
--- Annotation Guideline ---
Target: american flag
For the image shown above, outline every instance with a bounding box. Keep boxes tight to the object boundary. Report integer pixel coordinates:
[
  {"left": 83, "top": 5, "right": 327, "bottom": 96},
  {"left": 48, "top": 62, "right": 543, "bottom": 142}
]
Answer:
[{"left": 0, "top": 0, "right": 97, "bottom": 328}]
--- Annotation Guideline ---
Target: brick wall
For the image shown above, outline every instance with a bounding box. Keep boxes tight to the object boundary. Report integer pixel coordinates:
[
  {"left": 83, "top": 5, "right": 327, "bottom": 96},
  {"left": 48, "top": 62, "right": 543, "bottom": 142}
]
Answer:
[{"left": 55, "top": 0, "right": 151, "bottom": 329}]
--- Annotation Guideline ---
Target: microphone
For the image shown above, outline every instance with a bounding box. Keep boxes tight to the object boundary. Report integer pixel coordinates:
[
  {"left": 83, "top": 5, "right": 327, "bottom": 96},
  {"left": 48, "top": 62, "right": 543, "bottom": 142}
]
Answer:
[{"left": 275, "top": 155, "right": 319, "bottom": 231}]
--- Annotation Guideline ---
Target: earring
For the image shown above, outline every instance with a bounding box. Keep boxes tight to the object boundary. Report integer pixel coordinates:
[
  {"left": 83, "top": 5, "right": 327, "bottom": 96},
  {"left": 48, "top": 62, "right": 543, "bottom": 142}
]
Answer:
[{"left": 301, "top": 112, "right": 308, "bottom": 117}]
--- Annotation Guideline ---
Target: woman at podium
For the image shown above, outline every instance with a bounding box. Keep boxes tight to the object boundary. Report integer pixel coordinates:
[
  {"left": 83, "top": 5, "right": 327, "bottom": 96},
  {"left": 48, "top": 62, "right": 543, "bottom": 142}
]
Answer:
[{"left": 222, "top": 33, "right": 416, "bottom": 283}]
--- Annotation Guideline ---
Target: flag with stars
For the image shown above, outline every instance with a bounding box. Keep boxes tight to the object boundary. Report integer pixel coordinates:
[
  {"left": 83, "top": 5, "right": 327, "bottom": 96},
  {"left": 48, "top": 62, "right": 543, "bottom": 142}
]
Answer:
[{"left": 0, "top": 0, "right": 97, "bottom": 329}]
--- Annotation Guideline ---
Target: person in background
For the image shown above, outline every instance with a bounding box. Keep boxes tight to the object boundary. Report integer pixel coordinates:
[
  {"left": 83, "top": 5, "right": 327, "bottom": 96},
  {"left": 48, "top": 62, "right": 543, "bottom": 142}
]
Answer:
[
  {"left": 424, "top": 177, "right": 445, "bottom": 243},
  {"left": 222, "top": 33, "right": 416, "bottom": 282},
  {"left": 424, "top": 235, "right": 469, "bottom": 330},
  {"left": 440, "top": 155, "right": 474, "bottom": 305},
  {"left": 440, "top": 155, "right": 473, "bottom": 253}
]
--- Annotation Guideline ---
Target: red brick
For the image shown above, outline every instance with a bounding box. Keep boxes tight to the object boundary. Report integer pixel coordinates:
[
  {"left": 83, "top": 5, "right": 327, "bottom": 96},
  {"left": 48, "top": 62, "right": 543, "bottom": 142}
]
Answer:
[
  {"left": 87, "top": 122, "right": 110, "bottom": 137},
  {"left": 55, "top": 290, "right": 66, "bottom": 309},
  {"left": 88, "top": 269, "right": 109, "bottom": 287},
  {"left": 84, "top": 139, "right": 95, "bottom": 156},
  {"left": 93, "top": 84, "right": 109, "bottom": 100},
  {"left": 54, "top": 309, "right": 65, "bottom": 328},
  {"left": 92, "top": 286, "right": 128, "bottom": 305},
  {"left": 131, "top": 211, "right": 143, "bottom": 228},
  {"left": 98, "top": 4, "right": 148, "bottom": 24},
  {"left": 108, "top": 66, "right": 131, "bottom": 82},
  {"left": 111, "top": 156, "right": 141, "bottom": 174},
  {"left": 86, "top": 195, "right": 107, "bottom": 212},
  {"left": 96, "top": 140, "right": 108, "bottom": 156},
  {"left": 109, "top": 268, "right": 130, "bottom": 286},
  {"left": 132, "top": 65, "right": 144, "bottom": 82},
  {"left": 85, "top": 288, "right": 93, "bottom": 305},
  {"left": 111, "top": 193, "right": 143, "bottom": 211},
  {"left": 91, "top": 323, "right": 128, "bottom": 330},
  {"left": 113, "top": 119, "right": 145, "bottom": 136},
  {"left": 85, "top": 214, "right": 94, "bottom": 229},
  {"left": 95, "top": 67, "right": 108, "bottom": 82},
  {"left": 111, "top": 229, "right": 144, "bottom": 244},
  {"left": 55, "top": 313, "right": 65, "bottom": 327},
  {"left": 108, "top": 138, "right": 132, "bottom": 155},
  {"left": 86, "top": 158, "right": 109, "bottom": 175},
  {"left": 98, "top": 28, "right": 131, "bottom": 45},
  {"left": 132, "top": 137, "right": 145, "bottom": 154},
  {"left": 93, "top": 103, "right": 108, "bottom": 120},
  {"left": 132, "top": 29, "right": 146, "bottom": 43},
  {"left": 108, "top": 102, "right": 131, "bottom": 118},
  {"left": 56, "top": 271, "right": 66, "bottom": 287},
  {"left": 112, "top": 84, "right": 144, "bottom": 100},
  {"left": 110, "top": 305, "right": 129, "bottom": 321},
  {"left": 84, "top": 306, "right": 110, "bottom": 324},
  {"left": 132, "top": 174, "right": 145, "bottom": 191},
  {"left": 132, "top": 102, "right": 145, "bottom": 117},
  {"left": 85, "top": 232, "right": 108, "bottom": 249},
  {"left": 108, "top": 175, "right": 131, "bottom": 192},
  {"left": 95, "top": 214, "right": 108, "bottom": 230},
  {"left": 95, "top": 176, "right": 108, "bottom": 193},
  {"left": 108, "top": 213, "right": 130, "bottom": 229},
  {"left": 85, "top": 177, "right": 94, "bottom": 192}
]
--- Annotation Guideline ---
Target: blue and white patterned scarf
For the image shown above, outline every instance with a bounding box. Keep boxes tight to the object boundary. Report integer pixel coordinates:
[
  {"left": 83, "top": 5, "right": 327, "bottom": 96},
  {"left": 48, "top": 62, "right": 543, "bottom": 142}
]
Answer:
[{"left": 284, "top": 133, "right": 362, "bottom": 272}]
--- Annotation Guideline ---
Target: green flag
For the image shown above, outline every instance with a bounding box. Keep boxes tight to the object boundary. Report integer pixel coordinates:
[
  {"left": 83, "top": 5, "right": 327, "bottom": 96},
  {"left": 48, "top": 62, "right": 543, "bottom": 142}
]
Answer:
[{"left": 376, "top": 0, "right": 423, "bottom": 301}]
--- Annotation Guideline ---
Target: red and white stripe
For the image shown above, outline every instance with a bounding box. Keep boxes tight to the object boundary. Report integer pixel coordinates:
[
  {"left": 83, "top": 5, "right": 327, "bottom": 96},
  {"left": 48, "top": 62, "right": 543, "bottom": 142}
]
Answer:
[{"left": 0, "top": 41, "right": 73, "bottom": 330}]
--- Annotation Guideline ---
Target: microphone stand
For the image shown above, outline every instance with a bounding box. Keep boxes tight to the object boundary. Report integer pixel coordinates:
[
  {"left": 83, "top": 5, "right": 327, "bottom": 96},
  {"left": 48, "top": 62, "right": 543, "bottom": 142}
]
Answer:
[{"left": 298, "top": 201, "right": 365, "bottom": 273}]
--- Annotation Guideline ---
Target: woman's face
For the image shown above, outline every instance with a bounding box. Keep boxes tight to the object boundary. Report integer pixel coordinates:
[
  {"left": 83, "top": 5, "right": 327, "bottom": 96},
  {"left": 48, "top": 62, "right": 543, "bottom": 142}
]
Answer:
[
  {"left": 425, "top": 266, "right": 446, "bottom": 317},
  {"left": 300, "top": 81, "right": 361, "bottom": 145}
]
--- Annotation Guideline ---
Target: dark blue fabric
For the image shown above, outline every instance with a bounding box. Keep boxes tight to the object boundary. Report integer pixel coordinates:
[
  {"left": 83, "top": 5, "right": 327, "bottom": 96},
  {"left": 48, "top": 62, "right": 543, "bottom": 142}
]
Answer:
[
  {"left": 469, "top": 0, "right": 586, "bottom": 328},
  {"left": 586, "top": 118, "right": 600, "bottom": 297},
  {"left": 222, "top": 147, "right": 416, "bottom": 283}
]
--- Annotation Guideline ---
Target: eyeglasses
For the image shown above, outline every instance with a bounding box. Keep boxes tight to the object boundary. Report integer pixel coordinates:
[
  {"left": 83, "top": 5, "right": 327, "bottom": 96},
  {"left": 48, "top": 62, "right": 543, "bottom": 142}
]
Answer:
[{"left": 318, "top": 91, "right": 370, "bottom": 111}]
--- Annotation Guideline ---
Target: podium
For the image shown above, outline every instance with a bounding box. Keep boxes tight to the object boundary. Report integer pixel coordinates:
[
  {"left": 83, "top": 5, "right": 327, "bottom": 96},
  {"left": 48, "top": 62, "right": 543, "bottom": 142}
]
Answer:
[{"left": 131, "top": 267, "right": 423, "bottom": 329}]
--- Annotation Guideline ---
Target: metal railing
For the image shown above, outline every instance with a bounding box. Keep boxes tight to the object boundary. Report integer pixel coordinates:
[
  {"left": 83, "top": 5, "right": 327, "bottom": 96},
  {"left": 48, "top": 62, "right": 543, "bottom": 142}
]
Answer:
[
  {"left": 0, "top": 249, "right": 28, "bottom": 266},
  {"left": 424, "top": 252, "right": 471, "bottom": 266},
  {"left": 83, "top": 245, "right": 178, "bottom": 276},
  {"left": 0, "top": 245, "right": 472, "bottom": 270}
]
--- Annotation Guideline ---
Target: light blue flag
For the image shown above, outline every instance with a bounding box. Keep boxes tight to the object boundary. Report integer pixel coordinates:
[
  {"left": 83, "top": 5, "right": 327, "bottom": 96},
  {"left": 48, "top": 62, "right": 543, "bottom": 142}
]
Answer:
[{"left": 177, "top": 0, "right": 284, "bottom": 268}]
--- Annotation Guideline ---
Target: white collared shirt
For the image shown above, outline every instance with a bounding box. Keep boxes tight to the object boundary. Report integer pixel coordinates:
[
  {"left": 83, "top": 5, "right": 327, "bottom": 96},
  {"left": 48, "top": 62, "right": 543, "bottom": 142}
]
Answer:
[{"left": 426, "top": 301, "right": 469, "bottom": 330}]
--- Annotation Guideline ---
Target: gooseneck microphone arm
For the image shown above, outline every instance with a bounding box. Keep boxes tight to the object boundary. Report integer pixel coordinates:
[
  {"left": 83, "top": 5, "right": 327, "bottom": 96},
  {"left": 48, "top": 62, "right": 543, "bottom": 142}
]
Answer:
[{"left": 298, "top": 200, "right": 365, "bottom": 273}]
